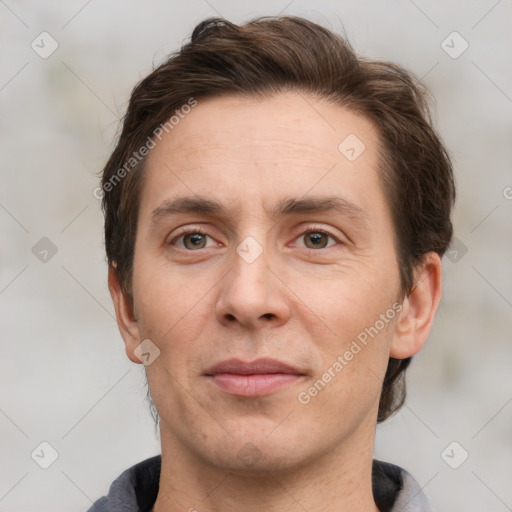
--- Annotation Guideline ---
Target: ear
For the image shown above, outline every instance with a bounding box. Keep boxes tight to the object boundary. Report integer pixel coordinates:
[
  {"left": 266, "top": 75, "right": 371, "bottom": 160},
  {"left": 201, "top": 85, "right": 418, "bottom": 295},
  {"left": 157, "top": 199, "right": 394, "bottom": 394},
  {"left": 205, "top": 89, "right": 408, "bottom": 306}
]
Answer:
[
  {"left": 108, "top": 264, "right": 142, "bottom": 364},
  {"left": 390, "top": 252, "right": 443, "bottom": 359}
]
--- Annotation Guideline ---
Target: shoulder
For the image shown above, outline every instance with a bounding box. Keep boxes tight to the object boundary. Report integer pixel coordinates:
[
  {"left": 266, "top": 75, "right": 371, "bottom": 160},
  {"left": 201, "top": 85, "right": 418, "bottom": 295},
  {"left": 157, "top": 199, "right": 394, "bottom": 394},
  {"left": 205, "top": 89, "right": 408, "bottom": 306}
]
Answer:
[
  {"left": 86, "top": 455, "right": 161, "bottom": 512},
  {"left": 373, "top": 459, "right": 434, "bottom": 512}
]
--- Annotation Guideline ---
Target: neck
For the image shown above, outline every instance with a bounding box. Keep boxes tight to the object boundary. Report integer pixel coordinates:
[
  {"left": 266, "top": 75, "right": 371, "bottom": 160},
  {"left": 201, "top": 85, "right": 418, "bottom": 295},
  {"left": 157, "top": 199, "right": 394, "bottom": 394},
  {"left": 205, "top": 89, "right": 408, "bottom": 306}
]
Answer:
[{"left": 152, "top": 422, "right": 380, "bottom": 512}]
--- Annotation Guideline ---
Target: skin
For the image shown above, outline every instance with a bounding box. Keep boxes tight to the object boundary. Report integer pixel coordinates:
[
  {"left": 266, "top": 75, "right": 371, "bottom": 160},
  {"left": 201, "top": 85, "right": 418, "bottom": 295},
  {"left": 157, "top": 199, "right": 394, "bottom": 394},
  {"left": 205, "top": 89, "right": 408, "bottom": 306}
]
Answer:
[{"left": 109, "top": 91, "right": 443, "bottom": 512}]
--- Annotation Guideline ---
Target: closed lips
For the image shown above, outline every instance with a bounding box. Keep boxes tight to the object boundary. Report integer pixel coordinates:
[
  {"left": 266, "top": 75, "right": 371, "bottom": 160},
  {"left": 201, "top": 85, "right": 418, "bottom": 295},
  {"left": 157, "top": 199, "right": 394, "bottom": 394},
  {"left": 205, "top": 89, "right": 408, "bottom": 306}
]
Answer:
[
  {"left": 204, "top": 358, "right": 307, "bottom": 397},
  {"left": 204, "top": 358, "right": 304, "bottom": 376}
]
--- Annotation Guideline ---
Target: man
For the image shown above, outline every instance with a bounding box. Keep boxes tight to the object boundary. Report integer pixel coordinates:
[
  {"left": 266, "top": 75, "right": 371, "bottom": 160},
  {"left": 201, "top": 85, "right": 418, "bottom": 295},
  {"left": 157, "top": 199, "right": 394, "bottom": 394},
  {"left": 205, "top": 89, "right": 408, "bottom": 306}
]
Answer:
[{"left": 89, "top": 15, "right": 455, "bottom": 512}]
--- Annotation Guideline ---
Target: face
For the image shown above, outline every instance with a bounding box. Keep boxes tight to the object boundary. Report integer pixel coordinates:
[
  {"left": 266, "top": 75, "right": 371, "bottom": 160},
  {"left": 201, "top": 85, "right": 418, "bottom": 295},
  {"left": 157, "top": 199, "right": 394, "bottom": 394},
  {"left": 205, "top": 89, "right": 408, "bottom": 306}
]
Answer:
[{"left": 119, "top": 91, "right": 408, "bottom": 472}]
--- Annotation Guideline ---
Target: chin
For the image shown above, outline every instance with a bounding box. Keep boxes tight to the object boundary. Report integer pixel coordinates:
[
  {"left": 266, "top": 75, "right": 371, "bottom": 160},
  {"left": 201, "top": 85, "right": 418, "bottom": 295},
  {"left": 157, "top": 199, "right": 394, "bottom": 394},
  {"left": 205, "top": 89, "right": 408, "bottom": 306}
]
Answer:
[
  {"left": 210, "top": 444, "right": 305, "bottom": 474},
  {"left": 196, "top": 426, "right": 319, "bottom": 474}
]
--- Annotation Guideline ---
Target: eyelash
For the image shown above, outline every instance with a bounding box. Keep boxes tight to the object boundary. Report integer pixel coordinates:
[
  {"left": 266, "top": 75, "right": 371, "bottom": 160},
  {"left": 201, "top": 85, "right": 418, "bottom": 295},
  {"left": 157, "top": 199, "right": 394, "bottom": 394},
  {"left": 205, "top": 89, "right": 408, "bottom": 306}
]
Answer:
[{"left": 169, "top": 226, "right": 341, "bottom": 251}]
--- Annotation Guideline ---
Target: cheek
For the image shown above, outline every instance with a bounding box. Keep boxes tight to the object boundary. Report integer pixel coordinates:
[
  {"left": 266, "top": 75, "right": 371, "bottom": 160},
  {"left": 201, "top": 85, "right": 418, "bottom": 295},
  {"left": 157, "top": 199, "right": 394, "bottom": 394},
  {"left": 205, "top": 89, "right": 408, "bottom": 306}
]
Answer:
[
  {"left": 297, "top": 316, "right": 396, "bottom": 432},
  {"left": 294, "top": 272, "right": 399, "bottom": 401},
  {"left": 133, "top": 264, "right": 212, "bottom": 416},
  {"left": 293, "top": 263, "right": 398, "bottom": 339},
  {"left": 133, "top": 253, "right": 207, "bottom": 330},
  {"left": 130, "top": 265, "right": 201, "bottom": 379}
]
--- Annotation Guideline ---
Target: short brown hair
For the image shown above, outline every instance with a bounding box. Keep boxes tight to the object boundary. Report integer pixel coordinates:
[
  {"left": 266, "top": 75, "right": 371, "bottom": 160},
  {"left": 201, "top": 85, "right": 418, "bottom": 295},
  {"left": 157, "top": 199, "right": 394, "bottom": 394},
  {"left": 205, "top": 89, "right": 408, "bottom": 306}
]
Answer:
[{"left": 100, "top": 15, "right": 455, "bottom": 422}]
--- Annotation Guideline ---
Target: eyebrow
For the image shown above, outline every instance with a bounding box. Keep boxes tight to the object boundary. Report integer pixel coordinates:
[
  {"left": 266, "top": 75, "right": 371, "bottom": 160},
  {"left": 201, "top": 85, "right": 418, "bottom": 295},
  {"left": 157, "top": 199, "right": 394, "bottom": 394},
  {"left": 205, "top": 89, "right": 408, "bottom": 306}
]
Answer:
[{"left": 151, "top": 195, "right": 370, "bottom": 228}]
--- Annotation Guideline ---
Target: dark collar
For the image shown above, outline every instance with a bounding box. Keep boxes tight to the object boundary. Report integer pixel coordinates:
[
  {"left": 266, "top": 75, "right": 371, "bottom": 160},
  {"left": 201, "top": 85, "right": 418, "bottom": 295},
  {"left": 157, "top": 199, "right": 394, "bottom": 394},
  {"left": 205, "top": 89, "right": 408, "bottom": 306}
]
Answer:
[{"left": 125, "top": 455, "right": 402, "bottom": 512}]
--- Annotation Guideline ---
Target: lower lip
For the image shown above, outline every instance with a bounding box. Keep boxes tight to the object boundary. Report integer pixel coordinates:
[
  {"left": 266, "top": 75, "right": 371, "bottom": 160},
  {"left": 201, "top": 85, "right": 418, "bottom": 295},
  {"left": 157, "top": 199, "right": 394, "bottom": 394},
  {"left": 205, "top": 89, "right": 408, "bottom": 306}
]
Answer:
[{"left": 208, "top": 373, "right": 303, "bottom": 396}]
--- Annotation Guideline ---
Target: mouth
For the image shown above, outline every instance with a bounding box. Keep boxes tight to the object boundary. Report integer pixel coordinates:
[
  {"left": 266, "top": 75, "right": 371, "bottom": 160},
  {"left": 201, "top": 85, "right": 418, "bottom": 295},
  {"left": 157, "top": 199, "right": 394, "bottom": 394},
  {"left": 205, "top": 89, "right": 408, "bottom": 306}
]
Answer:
[{"left": 204, "top": 358, "right": 306, "bottom": 397}]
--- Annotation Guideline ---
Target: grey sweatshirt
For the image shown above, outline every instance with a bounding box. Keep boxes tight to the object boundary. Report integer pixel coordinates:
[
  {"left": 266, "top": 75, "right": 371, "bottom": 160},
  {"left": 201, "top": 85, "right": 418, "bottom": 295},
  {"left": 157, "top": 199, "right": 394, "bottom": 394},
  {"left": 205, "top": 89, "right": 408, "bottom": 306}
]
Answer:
[{"left": 87, "top": 455, "right": 433, "bottom": 512}]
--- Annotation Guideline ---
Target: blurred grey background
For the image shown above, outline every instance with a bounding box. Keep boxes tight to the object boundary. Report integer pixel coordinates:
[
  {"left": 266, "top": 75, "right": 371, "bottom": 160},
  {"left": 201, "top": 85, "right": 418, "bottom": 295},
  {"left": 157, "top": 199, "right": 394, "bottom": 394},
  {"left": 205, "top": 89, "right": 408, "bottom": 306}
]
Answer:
[{"left": 1, "top": 1, "right": 511, "bottom": 510}]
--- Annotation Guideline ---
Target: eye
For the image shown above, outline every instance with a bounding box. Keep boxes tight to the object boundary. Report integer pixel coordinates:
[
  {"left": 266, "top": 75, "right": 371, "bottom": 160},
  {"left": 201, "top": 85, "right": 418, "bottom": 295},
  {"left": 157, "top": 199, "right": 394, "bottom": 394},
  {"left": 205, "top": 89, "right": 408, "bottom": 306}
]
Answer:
[
  {"left": 169, "top": 228, "right": 217, "bottom": 250},
  {"left": 169, "top": 226, "right": 341, "bottom": 252},
  {"left": 295, "top": 228, "right": 340, "bottom": 250}
]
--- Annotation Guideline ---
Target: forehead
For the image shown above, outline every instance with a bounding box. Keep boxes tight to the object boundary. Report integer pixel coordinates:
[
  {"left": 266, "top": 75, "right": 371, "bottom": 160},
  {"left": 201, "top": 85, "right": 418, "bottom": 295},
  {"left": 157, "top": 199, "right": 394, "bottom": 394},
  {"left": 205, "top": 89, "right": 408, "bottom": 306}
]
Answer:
[
  {"left": 154, "top": 92, "right": 377, "bottom": 162},
  {"left": 139, "top": 91, "right": 386, "bottom": 224}
]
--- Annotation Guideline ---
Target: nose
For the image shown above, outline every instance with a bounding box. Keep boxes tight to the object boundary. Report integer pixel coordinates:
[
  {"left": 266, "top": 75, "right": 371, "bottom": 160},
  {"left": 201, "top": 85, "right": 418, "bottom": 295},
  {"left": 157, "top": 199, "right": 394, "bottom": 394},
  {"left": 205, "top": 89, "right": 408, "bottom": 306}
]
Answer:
[{"left": 215, "top": 235, "right": 291, "bottom": 330}]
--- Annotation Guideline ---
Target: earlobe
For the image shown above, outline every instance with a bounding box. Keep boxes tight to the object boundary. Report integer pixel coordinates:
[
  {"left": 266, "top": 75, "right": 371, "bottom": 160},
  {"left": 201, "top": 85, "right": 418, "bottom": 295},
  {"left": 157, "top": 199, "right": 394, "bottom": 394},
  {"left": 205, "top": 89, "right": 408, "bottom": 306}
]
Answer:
[
  {"left": 108, "top": 265, "right": 142, "bottom": 364},
  {"left": 390, "top": 252, "right": 443, "bottom": 359}
]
